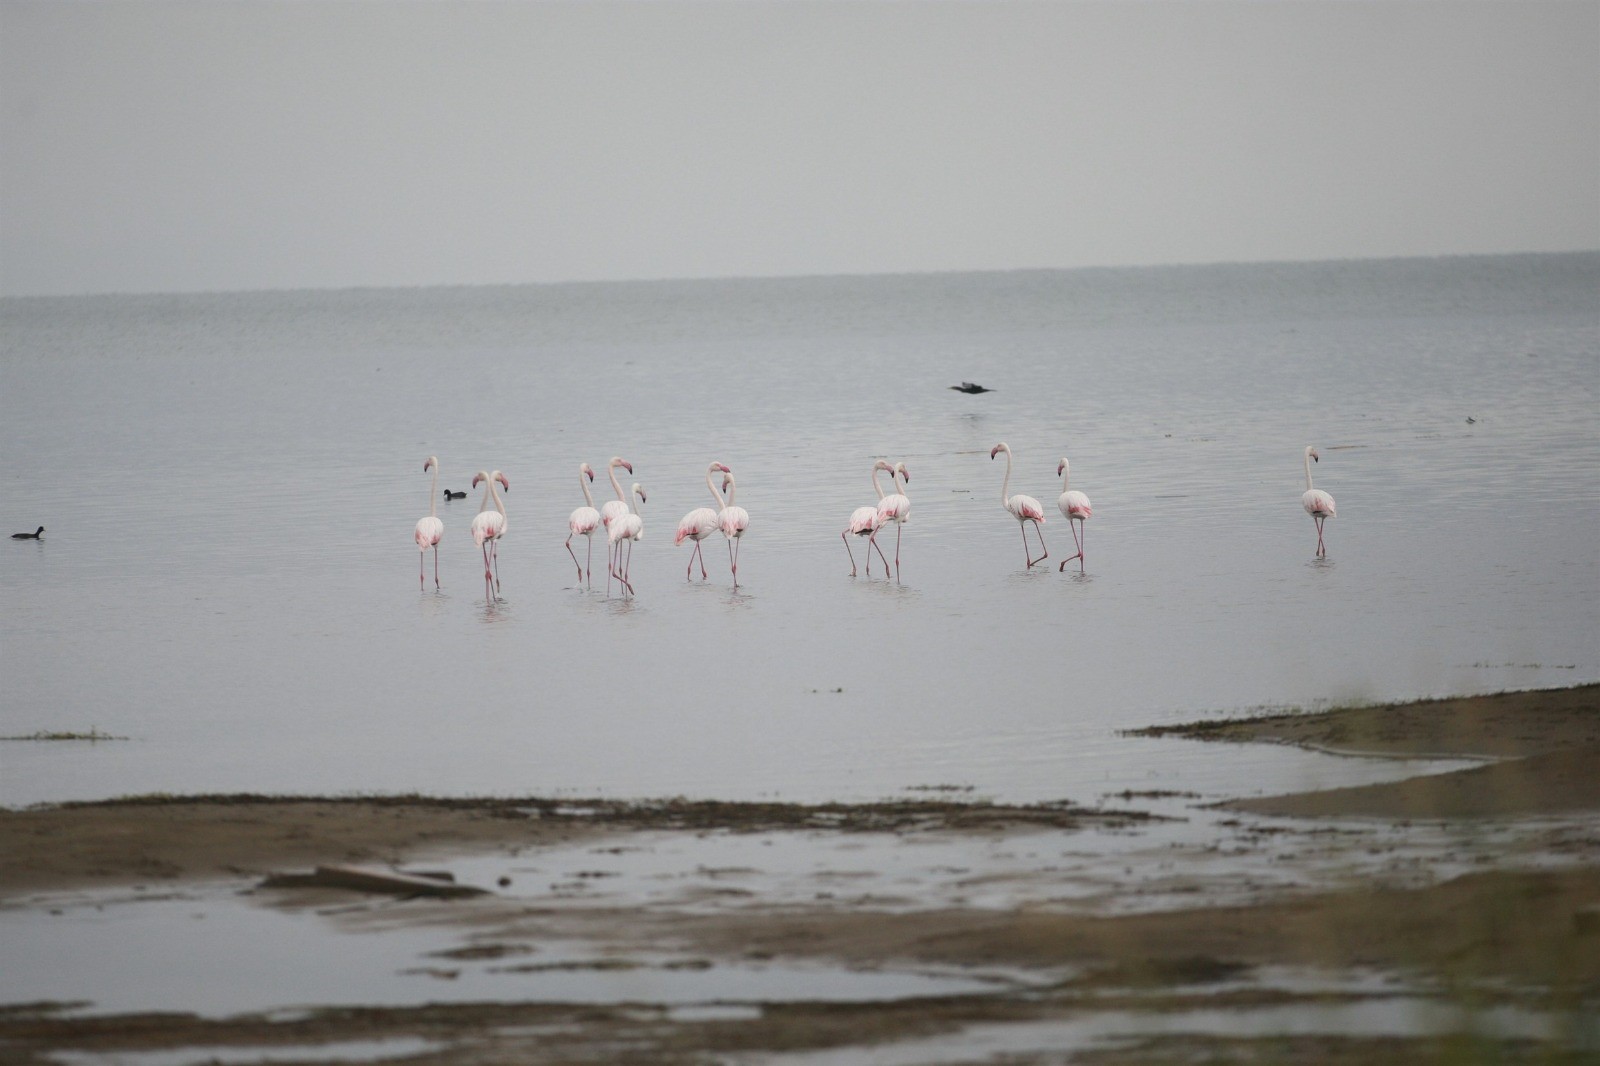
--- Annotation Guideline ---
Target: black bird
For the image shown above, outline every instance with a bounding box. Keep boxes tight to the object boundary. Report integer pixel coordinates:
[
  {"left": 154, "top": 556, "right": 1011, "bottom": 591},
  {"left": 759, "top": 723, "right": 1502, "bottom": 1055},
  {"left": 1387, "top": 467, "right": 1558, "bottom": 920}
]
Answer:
[
  {"left": 443, "top": 489, "right": 468, "bottom": 500},
  {"left": 11, "top": 526, "right": 44, "bottom": 540},
  {"left": 949, "top": 382, "right": 993, "bottom": 394}
]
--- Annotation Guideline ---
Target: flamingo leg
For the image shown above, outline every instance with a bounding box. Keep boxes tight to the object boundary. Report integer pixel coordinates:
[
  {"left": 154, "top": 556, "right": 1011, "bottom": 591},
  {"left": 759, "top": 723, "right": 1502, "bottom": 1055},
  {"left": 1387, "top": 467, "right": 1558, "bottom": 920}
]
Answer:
[
  {"left": 566, "top": 534, "right": 584, "bottom": 582},
  {"left": 433, "top": 546, "right": 440, "bottom": 589},
  {"left": 482, "top": 542, "right": 494, "bottom": 601},
  {"left": 1060, "top": 520, "right": 1085, "bottom": 572},
  {"left": 586, "top": 536, "right": 593, "bottom": 584},
  {"left": 419, "top": 552, "right": 425, "bottom": 590},
  {"left": 893, "top": 523, "right": 903, "bottom": 581},
  {"left": 842, "top": 531, "right": 858, "bottom": 577},
  {"left": 490, "top": 540, "right": 502, "bottom": 593},
  {"left": 1314, "top": 517, "right": 1326, "bottom": 557},
  {"left": 1024, "top": 520, "right": 1049, "bottom": 568},
  {"left": 729, "top": 538, "right": 740, "bottom": 587},
  {"left": 869, "top": 530, "right": 889, "bottom": 576}
]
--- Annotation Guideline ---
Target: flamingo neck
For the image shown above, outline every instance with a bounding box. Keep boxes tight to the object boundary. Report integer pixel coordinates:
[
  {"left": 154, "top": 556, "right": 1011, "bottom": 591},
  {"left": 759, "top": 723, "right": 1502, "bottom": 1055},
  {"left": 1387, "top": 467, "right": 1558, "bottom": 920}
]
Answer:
[
  {"left": 707, "top": 465, "right": 727, "bottom": 508},
  {"left": 893, "top": 465, "right": 908, "bottom": 498},
  {"left": 609, "top": 462, "right": 626, "bottom": 503},
  {"left": 722, "top": 476, "right": 737, "bottom": 508},
  {"left": 491, "top": 474, "right": 506, "bottom": 517},
  {"left": 1304, "top": 450, "right": 1315, "bottom": 491},
  {"left": 999, "top": 447, "right": 1013, "bottom": 505},
  {"left": 428, "top": 462, "right": 439, "bottom": 517},
  {"left": 476, "top": 472, "right": 493, "bottom": 512},
  {"left": 580, "top": 468, "right": 596, "bottom": 509}
]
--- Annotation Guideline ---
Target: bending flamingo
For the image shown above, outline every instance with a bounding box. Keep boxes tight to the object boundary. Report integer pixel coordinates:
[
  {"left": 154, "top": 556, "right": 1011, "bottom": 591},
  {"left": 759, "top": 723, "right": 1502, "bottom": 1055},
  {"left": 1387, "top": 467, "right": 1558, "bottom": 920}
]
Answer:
[
  {"left": 1056, "top": 458, "right": 1093, "bottom": 573},
  {"left": 1302, "top": 446, "right": 1336, "bottom": 557},
  {"left": 842, "top": 459, "right": 896, "bottom": 577},
  {"left": 565, "top": 462, "right": 601, "bottom": 585},
  {"left": 414, "top": 456, "right": 444, "bottom": 589},
  {"left": 608, "top": 482, "right": 646, "bottom": 596},
  {"left": 470, "top": 469, "right": 509, "bottom": 600},
  {"left": 990, "top": 442, "right": 1048, "bottom": 568},
  {"left": 874, "top": 461, "right": 910, "bottom": 581},
  {"left": 718, "top": 471, "right": 750, "bottom": 587},
  {"left": 675, "top": 461, "right": 732, "bottom": 580}
]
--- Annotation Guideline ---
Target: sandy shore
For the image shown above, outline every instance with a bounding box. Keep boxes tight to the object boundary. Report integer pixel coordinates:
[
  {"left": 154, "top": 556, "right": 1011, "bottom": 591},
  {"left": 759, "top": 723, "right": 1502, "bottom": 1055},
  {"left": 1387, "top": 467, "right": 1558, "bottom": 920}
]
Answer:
[{"left": 2, "top": 684, "right": 1596, "bottom": 1065}]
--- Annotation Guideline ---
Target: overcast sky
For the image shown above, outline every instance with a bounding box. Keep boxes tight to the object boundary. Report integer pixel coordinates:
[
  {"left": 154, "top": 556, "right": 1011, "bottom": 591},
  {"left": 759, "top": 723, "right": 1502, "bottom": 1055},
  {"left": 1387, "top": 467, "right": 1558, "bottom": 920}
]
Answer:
[{"left": 2, "top": 1, "right": 1596, "bottom": 297}]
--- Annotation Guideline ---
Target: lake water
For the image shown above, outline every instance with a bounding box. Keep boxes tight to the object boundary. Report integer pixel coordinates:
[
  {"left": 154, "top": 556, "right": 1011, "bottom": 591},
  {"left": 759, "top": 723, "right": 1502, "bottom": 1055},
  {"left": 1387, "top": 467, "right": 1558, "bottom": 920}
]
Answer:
[{"left": 2, "top": 254, "right": 1596, "bottom": 808}]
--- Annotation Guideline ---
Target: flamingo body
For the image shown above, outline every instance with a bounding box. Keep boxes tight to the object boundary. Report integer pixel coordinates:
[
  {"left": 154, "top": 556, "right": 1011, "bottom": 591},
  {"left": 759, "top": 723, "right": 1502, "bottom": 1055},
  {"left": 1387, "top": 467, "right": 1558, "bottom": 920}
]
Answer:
[
  {"left": 1302, "top": 446, "right": 1336, "bottom": 556},
  {"left": 566, "top": 462, "right": 601, "bottom": 584},
  {"left": 676, "top": 462, "right": 731, "bottom": 579},
  {"left": 991, "top": 442, "right": 1048, "bottom": 568},
  {"left": 1056, "top": 458, "right": 1093, "bottom": 573},
  {"left": 415, "top": 457, "right": 444, "bottom": 588},
  {"left": 874, "top": 462, "right": 911, "bottom": 580},
  {"left": 608, "top": 483, "right": 646, "bottom": 595},
  {"left": 842, "top": 459, "right": 895, "bottom": 577},
  {"left": 471, "top": 470, "right": 509, "bottom": 599}
]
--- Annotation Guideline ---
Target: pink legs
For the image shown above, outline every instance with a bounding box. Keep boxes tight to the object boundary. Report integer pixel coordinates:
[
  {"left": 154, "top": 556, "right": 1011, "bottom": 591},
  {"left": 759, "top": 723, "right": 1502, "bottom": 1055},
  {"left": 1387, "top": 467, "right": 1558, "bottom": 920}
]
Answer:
[
  {"left": 686, "top": 540, "right": 708, "bottom": 581},
  {"left": 1059, "top": 519, "right": 1085, "bottom": 573},
  {"left": 1314, "top": 516, "right": 1327, "bottom": 557},
  {"left": 1020, "top": 520, "right": 1048, "bottom": 569},
  {"left": 566, "top": 534, "right": 592, "bottom": 585},
  {"left": 843, "top": 530, "right": 891, "bottom": 578},
  {"left": 727, "top": 538, "right": 742, "bottom": 587}
]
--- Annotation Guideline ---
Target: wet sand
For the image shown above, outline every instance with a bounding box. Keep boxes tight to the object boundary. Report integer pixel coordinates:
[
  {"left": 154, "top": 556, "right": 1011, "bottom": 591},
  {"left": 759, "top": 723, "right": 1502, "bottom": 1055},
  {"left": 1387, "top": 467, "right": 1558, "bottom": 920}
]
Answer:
[{"left": 2, "top": 684, "right": 1596, "bottom": 1065}]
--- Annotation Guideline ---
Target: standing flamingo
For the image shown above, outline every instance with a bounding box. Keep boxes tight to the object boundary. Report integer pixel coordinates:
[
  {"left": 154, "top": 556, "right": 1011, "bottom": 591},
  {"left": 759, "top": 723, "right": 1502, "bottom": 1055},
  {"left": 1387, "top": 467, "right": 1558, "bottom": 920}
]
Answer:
[
  {"left": 608, "top": 483, "right": 646, "bottom": 596},
  {"left": 675, "top": 461, "right": 732, "bottom": 580},
  {"left": 600, "top": 456, "right": 634, "bottom": 592},
  {"left": 565, "top": 462, "right": 601, "bottom": 585},
  {"left": 1302, "top": 446, "right": 1336, "bottom": 557},
  {"left": 842, "top": 459, "right": 896, "bottom": 577},
  {"left": 990, "top": 442, "right": 1048, "bottom": 568},
  {"left": 1056, "top": 458, "right": 1093, "bottom": 573},
  {"left": 718, "top": 471, "right": 750, "bottom": 587},
  {"left": 875, "top": 461, "right": 911, "bottom": 581},
  {"left": 414, "top": 456, "right": 445, "bottom": 589},
  {"left": 470, "top": 469, "right": 509, "bottom": 600}
]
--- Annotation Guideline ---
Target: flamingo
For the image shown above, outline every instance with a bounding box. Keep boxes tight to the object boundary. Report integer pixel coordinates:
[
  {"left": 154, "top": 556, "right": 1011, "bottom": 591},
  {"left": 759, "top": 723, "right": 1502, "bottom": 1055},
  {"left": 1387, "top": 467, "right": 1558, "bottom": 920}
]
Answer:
[
  {"left": 718, "top": 471, "right": 750, "bottom": 587},
  {"left": 675, "top": 461, "right": 732, "bottom": 580},
  {"left": 565, "top": 462, "right": 602, "bottom": 585},
  {"left": 608, "top": 482, "right": 646, "bottom": 595},
  {"left": 990, "top": 442, "right": 1048, "bottom": 568},
  {"left": 875, "top": 461, "right": 911, "bottom": 581},
  {"left": 470, "top": 469, "right": 509, "bottom": 600},
  {"left": 842, "top": 459, "right": 896, "bottom": 577},
  {"left": 1056, "top": 458, "right": 1093, "bottom": 573},
  {"left": 414, "top": 456, "right": 445, "bottom": 589},
  {"left": 1302, "top": 446, "right": 1336, "bottom": 557},
  {"left": 600, "top": 456, "right": 634, "bottom": 592}
]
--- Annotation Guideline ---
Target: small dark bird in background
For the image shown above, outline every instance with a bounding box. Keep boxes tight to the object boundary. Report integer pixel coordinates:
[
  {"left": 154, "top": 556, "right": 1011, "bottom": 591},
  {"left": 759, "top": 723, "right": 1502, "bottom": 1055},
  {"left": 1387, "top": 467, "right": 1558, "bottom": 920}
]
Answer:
[
  {"left": 949, "top": 382, "right": 993, "bottom": 394},
  {"left": 11, "top": 526, "right": 44, "bottom": 540},
  {"left": 1465, "top": 416, "right": 1477, "bottom": 424},
  {"left": 443, "top": 489, "right": 468, "bottom": 500}
]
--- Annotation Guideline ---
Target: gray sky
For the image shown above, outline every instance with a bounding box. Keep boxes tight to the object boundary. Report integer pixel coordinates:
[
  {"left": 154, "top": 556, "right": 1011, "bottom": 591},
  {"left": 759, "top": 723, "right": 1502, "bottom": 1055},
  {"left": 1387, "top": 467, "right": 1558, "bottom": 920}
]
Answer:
[{"left": 3, "top": 1, "right": 1596, "bottom": 297}]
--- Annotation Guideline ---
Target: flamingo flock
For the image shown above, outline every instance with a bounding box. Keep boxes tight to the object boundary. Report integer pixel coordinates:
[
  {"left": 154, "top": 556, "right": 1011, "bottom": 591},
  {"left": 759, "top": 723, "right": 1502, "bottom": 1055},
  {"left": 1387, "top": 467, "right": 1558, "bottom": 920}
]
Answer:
[{"left": 409, "top": 445, "right": 1336, "bottom": 598}]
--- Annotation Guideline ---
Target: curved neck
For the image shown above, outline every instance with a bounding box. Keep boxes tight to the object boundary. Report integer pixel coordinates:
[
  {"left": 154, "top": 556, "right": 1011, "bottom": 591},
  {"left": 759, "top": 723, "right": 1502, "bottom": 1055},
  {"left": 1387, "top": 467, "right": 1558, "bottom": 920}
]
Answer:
[
  {"left": 631, "top": 485, "right": 644, "bottom": 517},
  {"left": 491, "top": 474, "right": 506, "bottom": 517},
  {"left": 998, "top": 447, "right": 1013, "bottom": 504},
  {"left": 476, "top": 471, "right": 493, "bottom": 512},
  {"left": 722, "top": 475, "right": 737, "bottom": 508},
  {"left": 580, "top": 468, "right": 596, "bottom": 509},
  {"left": 1304, "top": 450, "right": 1315, "bottom": 491},
  {"left": 893, "top": 465, "right": 908, "bottom": 497},
  {"left": 871, "top": 463, "right": 888, "bottom": 500},
  {"left": 1059, "top": 461, "right": 1069, "bottom": 492},
  {"left": 706, "top": 465, "right": 727, "bottom": 507},
  {"left": 609, "top": 461, "right": 627, "bottom": 502},
  {"left": 428, "top": 462, "right": 439, "bottom": 517}
]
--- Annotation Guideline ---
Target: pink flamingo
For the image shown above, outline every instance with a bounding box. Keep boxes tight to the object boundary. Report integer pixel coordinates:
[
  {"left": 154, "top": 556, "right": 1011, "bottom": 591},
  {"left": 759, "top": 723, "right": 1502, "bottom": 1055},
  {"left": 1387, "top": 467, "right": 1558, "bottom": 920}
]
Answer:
[
  {"left": 990, "top": 442, "right": 1048, "bottom": 568},
  {"left": 470, "top": 469, "right": 509, "bottom": 600},
  {"left": 1056, "top": 458, "right": 1093, "bottom": 573},
  {"left": 675, "top": 461, "right": 732, "bottom": 580},
  {"left": 608, "top": 482, "right": 646, "bottom": 596},
  {"left": 718, "top": 471, "right": 750, "bottom": 587},
  {"left": 1302, "top": 446, "right": 1336, "bottom": 557},
  {"left": 565, "top": 462, "right": 601, "bottom": 584},
  {"left": 874, "top": 461, "right": 911, "bottom": 581},
  {"left": 600, "top": 456, "right": 634, "bottom": 593},
  {"left": 414, "top": 456, "right": 444, "bottom": 589},
  {"left": 842, "top": 459, "right": 896, "bottom": 577}
]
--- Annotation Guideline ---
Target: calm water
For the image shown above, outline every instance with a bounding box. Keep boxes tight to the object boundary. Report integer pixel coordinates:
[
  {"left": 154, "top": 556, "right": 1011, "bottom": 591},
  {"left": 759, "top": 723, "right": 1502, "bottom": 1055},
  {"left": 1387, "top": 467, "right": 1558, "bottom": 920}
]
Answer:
[{"left": 2, "top": 255, "right": 1596, "bottom": 808}]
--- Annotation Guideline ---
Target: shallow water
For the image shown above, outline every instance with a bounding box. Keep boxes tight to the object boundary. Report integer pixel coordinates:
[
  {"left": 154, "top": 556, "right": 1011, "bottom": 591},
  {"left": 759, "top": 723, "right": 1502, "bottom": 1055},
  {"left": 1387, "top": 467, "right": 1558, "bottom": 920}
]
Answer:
[{"left": 2, "top": 255, "right": 1596, "bottom": 807}]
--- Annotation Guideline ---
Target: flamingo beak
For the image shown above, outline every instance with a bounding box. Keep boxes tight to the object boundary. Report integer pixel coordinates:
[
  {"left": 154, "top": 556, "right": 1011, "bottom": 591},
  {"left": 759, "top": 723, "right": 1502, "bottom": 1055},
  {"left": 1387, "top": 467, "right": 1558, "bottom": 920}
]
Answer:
[
  {"left": 1057, "top": 461, "right": 1065, "bottom": 476},
  {"left": 586, "top": 469, "right": 595, "bottom": 481},
  {"left": 990, "top": 447, "right": 1000, "bottom": 460},
  {"left": 622, "top": 461, "right": 634, "bottom": 474}
]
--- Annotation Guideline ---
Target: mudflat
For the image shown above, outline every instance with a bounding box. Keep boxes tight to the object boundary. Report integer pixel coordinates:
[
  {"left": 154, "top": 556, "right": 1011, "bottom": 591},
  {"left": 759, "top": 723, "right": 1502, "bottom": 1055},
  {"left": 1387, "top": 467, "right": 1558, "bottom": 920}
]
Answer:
[{"left": 2, "top": 684, "right": 1596, "bottom": 1065}]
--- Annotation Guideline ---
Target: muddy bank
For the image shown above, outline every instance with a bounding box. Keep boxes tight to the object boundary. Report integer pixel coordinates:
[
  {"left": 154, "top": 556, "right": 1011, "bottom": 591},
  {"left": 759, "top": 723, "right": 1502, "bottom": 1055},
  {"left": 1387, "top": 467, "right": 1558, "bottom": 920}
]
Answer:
[
  {"left": 2, "top": 684, "right": 1597, "bottom": 1065},
  {"left": 1131, "top": 683, "right": 1600, "bottom": 819}
]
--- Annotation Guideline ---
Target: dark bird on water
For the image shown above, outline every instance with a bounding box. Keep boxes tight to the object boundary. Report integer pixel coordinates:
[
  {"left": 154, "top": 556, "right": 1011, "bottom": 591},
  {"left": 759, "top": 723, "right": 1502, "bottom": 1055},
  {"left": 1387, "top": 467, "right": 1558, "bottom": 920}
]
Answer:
[
  {"left": 11, "top": 526, "right": 44, "bottom": 540},
  {"left": 949, "top": 382, "right": 993, "bottom": 394},
  {"left": 443, "top": 489, "right": 468, "bottom": 500}
]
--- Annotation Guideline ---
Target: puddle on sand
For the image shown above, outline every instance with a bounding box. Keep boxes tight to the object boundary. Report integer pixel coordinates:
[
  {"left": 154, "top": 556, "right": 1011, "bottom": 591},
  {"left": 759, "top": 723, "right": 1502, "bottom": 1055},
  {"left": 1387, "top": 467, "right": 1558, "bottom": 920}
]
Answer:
[
  {"left": 729, "top": 1001, "right": 1600, "bottom": 1065},
  {"left": 0, "top": 886, "right": 1018, "bottom": 1018},
  {"left": 49, "top": 1039, "right": 445, "bottom": 1066}
]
